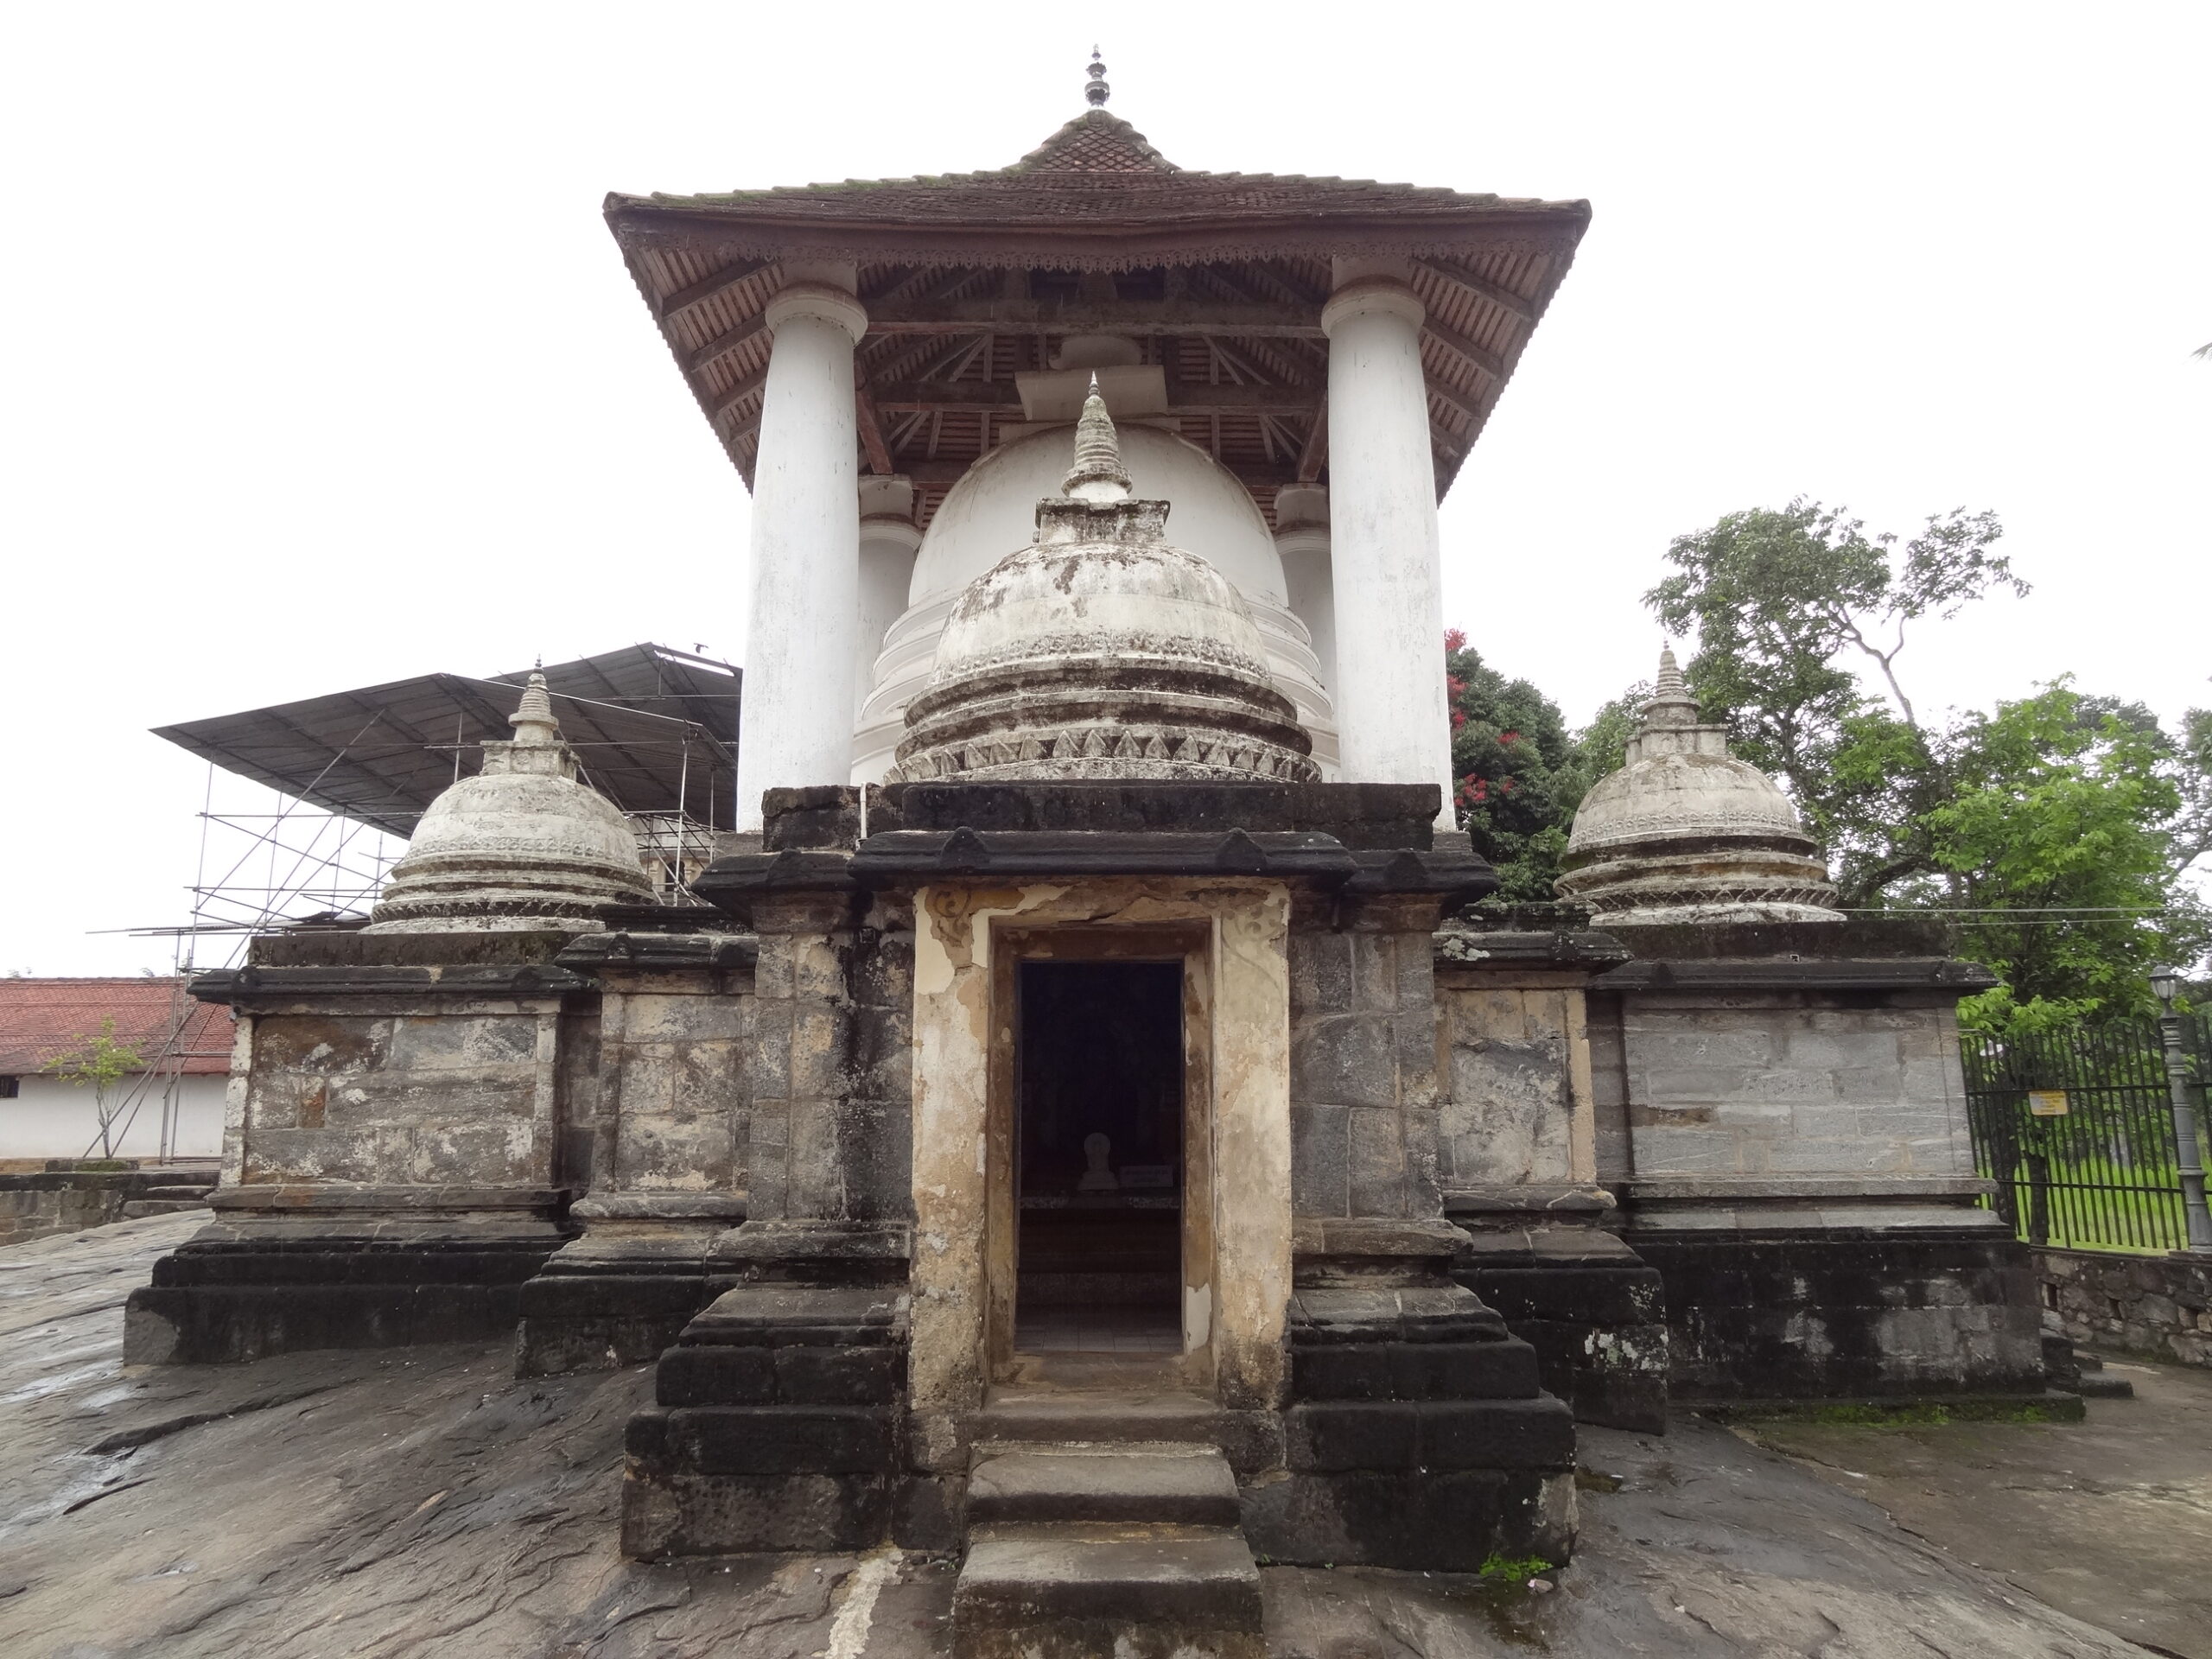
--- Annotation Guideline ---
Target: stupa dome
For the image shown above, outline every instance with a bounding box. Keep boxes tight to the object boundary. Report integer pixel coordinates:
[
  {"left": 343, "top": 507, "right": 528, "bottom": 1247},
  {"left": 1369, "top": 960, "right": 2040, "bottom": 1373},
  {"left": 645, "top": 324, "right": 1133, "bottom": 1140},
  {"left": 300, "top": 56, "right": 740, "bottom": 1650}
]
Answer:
[
  {"left": 892, "top": 386, "right": 1319, "bottom": 784},
  {"left": 855, "top": 417, "right": 1336, "bottom": 784},
  {"left": 365, "top": 672, "right": 655, "bottom": 932},
  {"left": 1556, "top": 649, "right": 1841, "bottom": 925}
]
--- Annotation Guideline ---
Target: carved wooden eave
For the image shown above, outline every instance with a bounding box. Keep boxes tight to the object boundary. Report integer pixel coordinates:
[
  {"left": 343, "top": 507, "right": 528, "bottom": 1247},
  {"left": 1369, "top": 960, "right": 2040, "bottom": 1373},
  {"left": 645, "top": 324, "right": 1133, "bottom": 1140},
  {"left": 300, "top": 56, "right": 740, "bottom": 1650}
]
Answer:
[{"left": 604, "top": 111, "right": 1592, "bottom": 528}]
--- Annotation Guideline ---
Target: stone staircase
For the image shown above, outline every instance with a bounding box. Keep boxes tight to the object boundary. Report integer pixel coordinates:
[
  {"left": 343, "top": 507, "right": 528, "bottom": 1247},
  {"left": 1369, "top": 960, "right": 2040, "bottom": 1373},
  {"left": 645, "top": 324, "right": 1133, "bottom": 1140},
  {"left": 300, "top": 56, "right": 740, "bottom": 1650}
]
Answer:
[
  {"left": 120, "top": 1172, "right": 219, "bottom": 1220},
  {"left": 953, "top": 1390, "right": 1264, "bottom": 1659}
]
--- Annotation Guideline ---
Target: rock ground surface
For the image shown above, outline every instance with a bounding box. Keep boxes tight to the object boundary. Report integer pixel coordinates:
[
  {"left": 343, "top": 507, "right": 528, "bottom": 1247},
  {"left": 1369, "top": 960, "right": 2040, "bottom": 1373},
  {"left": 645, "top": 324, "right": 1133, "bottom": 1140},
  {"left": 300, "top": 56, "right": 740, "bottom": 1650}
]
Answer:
[
  {"left": 0, "top": 1212, "right": 2185, "bottom": 1658},
  {"left": 1742, "top": 1359, "right": 2212, "bottom": 1658}
]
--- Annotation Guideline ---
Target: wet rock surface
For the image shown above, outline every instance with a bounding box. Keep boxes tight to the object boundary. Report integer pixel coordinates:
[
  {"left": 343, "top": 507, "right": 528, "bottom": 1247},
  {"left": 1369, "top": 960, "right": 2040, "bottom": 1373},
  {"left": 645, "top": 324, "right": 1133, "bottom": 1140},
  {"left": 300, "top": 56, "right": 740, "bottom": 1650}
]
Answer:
[
  {"left": 0, "top": 1214, "right": 2169, "bottom": 1656},
  {"left": 1743, "top": 1360, "right": 2212, "bottom": 1659}
]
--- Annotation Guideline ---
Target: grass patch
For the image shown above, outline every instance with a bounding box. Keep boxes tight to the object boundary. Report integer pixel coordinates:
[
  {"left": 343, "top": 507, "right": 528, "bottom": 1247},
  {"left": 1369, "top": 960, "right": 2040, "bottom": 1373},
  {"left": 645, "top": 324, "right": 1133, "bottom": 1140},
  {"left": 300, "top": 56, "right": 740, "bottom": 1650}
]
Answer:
[
  {"left": 1717, "top": 1394, "right": 2082, "bottom": 1427},
  {"left": 1477, "top": 1554, "right": 1557, "bottom": 1585}
]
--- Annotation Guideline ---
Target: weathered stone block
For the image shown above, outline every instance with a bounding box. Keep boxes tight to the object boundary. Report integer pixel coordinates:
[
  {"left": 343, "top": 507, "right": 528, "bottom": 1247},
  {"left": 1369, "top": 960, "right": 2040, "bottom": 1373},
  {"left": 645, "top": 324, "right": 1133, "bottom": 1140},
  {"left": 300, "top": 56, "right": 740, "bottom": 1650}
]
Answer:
[
  {"left": 1290, "top": 1103, "right": 1350, "bottom": 1217},
  {"left": 1292, "top": 1014, "right": 1395, "bottom": 1110}
]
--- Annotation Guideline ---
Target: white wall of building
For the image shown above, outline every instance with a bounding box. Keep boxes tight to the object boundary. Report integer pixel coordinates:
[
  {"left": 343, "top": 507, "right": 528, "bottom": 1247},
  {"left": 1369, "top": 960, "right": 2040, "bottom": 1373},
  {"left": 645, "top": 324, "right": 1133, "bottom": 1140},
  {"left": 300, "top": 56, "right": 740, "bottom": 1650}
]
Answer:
[{"left": 0, "top": 1073, "right": 227, "bottom": 1160}]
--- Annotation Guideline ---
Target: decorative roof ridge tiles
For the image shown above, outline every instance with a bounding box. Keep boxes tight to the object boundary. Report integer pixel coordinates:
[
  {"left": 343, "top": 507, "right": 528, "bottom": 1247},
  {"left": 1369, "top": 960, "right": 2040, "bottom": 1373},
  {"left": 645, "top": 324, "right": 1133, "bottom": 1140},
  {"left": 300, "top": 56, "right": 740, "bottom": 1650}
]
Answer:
[{"left": 1008, "top": 109, "right": 1178, "bottom": 173}]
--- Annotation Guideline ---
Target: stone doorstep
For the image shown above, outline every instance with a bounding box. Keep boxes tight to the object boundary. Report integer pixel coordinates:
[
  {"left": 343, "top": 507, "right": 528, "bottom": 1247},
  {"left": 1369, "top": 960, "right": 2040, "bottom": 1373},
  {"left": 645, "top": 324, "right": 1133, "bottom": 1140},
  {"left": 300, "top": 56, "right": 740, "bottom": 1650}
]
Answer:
[
  {"left": 967, "top": 1446, "right": 1241, "bottom": 1529},
  {"left": 973, "top": 1389, "right": 1224, "bottom": 1447}
]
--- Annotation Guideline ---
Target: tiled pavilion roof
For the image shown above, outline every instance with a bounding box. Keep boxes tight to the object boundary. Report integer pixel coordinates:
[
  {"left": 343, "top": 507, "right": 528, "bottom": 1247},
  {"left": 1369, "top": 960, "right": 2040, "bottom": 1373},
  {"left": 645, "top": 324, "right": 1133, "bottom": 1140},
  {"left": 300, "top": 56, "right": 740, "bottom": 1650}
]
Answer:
[{"left": 605, "top": 110, "right": 1592, "bottom": 525}]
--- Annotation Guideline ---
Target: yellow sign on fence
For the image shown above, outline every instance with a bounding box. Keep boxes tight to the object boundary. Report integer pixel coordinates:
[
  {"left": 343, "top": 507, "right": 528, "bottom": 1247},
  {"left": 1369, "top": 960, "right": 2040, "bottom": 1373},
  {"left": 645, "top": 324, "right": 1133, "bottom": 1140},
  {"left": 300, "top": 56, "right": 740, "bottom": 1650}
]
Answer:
[{"left": 2027, "top": 1090, "right": 2070, "bottom": 1117}]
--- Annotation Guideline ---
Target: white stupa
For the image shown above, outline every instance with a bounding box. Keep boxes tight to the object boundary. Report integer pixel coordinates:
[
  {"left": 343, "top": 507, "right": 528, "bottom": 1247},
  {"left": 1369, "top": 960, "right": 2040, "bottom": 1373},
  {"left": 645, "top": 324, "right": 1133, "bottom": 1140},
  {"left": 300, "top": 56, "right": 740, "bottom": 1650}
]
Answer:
[
  {"left": 892, "top": 385, "right": 1319, "bottom": 785},
  {"left": 365, "top": 671, "right": 655, "bottom": 932},
  {"left": 1555, "top": 648, "right": 1842, "bottom": 925}
]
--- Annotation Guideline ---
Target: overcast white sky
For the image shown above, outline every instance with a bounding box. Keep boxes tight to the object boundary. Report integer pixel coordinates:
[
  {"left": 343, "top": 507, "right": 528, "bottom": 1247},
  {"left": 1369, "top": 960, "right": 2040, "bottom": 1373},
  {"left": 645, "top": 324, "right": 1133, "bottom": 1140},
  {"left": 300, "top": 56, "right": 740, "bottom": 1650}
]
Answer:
[{"left": 3, "top": 3, "right": 2205, "bottom": 976}]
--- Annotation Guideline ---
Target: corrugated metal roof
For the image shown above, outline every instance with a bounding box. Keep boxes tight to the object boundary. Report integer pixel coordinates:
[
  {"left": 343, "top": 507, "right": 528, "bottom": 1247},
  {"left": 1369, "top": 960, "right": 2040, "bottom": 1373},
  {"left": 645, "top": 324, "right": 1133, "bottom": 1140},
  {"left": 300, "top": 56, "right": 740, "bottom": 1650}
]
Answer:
[{"left": 153, "top": 644, "right": 740, "bottom": 839}]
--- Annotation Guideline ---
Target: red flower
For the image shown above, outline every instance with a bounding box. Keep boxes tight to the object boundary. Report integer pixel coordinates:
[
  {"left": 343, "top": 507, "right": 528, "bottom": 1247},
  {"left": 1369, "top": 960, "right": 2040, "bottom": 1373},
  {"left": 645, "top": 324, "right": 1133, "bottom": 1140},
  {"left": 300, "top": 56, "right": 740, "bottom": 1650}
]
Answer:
[{"left": 1444, "top": 627, "right": 1468, "bottom": 652}]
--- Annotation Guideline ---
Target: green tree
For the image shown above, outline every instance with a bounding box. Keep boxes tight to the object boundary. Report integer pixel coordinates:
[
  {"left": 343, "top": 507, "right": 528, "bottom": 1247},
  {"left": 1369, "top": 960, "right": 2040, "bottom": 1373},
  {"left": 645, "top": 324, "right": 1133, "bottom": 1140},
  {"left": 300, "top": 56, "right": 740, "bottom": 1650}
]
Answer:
[
  {"left": 1640, "top": 499, "right": 2211, "bottom": 1032},
  {"left": 1445, "top": 630, "right": 1595, "bottom": 901},
  {"left": 1644, "top": 499, "right": 2024, "bottom": 905},
  {"left": 1933, "top": 683, "right": 2212, "bottom": 1030},
  {"left": 41, "top": 1017, "right": 144, "bottom": 1160}
]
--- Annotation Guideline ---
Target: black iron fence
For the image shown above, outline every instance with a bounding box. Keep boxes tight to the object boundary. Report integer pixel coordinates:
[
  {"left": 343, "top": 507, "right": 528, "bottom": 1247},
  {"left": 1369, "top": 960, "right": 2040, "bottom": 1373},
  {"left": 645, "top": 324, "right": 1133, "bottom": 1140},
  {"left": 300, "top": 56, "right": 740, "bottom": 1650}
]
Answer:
[{"left": 1963, "top": 1014, "right": 2212, "bottom": 1253}]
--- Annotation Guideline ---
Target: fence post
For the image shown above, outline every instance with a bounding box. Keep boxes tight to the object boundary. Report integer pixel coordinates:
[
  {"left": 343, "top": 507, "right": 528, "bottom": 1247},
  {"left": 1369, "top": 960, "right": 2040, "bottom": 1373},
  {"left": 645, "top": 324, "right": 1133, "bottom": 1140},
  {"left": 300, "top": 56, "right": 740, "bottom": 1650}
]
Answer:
[{"left": 2152, "top": 975, "right": 2212, "bottom": 1252}]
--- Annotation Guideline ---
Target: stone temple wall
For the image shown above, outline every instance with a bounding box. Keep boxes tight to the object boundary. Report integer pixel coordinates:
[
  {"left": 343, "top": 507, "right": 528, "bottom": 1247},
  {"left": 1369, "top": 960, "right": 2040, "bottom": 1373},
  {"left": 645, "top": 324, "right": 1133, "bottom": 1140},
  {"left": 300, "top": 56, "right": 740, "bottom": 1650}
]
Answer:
[
  {"left": 1435, "top": 976, "right": 1590, "bottom": 1190},
  {"left": 1592, "top": 991, "right": 1975, "bottom": 1184},
  {"left": 1287, "top": 893, "right": 1443, "bottom": 1221}
]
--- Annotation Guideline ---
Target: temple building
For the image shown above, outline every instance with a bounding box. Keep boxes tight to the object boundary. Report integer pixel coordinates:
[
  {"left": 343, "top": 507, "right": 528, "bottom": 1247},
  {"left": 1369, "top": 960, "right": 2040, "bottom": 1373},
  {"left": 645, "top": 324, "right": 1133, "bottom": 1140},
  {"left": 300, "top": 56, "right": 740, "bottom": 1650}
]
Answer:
[{"left": 129, "top": 62, "right": 2043, "bottom": 1659}]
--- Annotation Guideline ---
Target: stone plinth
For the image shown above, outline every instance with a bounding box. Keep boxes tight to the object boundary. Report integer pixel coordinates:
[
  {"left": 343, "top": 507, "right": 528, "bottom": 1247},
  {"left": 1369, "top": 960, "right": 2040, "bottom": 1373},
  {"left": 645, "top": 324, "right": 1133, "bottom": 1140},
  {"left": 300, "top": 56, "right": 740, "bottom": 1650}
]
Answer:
[
  {"left": 124, "top": 930, "right": 595, "bottom": 1364},
  {"left": 1589, "top": 920, "right": 2044, "bottom": 1402}
]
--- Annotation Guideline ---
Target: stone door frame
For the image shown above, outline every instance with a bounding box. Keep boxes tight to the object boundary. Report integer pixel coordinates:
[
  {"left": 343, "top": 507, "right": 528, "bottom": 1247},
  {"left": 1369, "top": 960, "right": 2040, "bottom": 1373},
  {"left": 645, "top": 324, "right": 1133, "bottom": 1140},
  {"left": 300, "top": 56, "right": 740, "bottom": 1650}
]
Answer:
[
  {"left": 988, "top": 922, "right": 1216, "bottom": 1391},
  {"left": 907, "top": 880, "right": 1294, "bottom": 1420}
]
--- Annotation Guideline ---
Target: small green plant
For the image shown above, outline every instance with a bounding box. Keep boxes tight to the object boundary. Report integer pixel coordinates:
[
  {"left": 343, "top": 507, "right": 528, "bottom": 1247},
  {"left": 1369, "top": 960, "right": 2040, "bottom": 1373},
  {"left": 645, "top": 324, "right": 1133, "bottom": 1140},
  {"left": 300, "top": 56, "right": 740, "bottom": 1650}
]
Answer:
[
  {"left": 1477, "top": 1554, "right": 1556, "bottom": 1586},
  {"left": 41, "top": 1018, "right": 143, "bottom": 1160}
]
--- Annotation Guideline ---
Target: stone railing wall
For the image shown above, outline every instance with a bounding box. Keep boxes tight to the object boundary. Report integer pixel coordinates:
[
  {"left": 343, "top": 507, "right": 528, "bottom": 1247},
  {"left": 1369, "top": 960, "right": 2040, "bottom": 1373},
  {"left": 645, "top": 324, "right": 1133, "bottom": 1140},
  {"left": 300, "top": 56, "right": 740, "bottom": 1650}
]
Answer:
[
  {"left": 0, "top": 1164, "right": 212, "bottom": 1247},
  {"left": 2036, "top": 1247, "right": 2212, "bottom": 1370}
]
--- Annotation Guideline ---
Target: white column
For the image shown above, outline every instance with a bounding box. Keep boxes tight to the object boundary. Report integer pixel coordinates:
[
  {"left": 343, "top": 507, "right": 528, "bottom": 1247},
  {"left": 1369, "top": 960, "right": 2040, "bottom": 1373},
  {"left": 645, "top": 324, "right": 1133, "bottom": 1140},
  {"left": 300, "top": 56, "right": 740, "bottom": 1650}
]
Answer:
[
  {"left": 735, "top": 281, "right": 868, "bottom": 832},
  {"left": 855, "top": 475, "right": 920, "bottom": 718},
  {"left": 1272, "top": 484, "right": 1336, "bottom": 697},
  {"left": 1321, "top": 276, "right": 1453, "bottom": 819}
]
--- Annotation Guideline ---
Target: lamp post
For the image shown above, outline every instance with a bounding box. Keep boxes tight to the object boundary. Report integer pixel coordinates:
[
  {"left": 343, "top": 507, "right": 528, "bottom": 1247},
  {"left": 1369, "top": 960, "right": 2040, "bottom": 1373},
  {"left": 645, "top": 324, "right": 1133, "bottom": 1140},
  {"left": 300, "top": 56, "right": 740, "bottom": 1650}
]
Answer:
[{"left": 2151, "top": 968, "right": 2212, "bottom": 1252}]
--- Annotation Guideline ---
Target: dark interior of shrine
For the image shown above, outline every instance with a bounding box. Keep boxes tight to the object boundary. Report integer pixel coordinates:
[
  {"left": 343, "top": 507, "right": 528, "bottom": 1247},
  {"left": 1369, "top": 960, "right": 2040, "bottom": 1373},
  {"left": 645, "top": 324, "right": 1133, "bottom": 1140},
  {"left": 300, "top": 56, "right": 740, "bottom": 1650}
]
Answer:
[{"left": 1014, "top": 960, "right": 1184, "bottom": 1354}]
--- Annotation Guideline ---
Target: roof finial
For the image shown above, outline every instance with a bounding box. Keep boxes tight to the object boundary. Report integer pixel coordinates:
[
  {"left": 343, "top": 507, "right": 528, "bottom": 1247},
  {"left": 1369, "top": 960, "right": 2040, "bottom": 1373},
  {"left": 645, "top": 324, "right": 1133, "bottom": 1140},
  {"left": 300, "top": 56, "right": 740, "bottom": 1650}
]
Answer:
[
  {"left": 1085, "top": 47, "right": 1109, "bottom": 107},
  {"left": 1062, "top": 373, "right": 1133, "bottom": 503}
]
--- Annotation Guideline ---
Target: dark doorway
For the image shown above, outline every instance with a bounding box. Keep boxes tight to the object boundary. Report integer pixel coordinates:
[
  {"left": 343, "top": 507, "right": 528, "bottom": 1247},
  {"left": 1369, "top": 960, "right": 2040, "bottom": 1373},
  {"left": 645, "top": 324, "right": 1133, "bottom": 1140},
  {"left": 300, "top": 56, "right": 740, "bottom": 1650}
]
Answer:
[{"left": 1014, "top": 959, "right": 1184, "bottom": 1355}]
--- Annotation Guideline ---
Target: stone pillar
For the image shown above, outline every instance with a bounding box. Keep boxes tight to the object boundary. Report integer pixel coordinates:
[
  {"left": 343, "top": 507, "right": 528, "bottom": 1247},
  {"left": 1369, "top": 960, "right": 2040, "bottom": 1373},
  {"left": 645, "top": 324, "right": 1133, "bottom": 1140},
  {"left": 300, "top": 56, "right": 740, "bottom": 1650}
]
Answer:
[
  {"left": 514, "top": 928, "right": 756, "bottom": 1376},
  {"left": 855, "top": 476, "right": 921, "bottom": 719},
  {"left": 735, "top": 278, "right": 868, "bottom": 832},
  {"left": 1321, "top": 272, "right": 1452, "bottom": 817},
  {"left": 1274, "top": 484, "right": 1336, "bottom": 696}
]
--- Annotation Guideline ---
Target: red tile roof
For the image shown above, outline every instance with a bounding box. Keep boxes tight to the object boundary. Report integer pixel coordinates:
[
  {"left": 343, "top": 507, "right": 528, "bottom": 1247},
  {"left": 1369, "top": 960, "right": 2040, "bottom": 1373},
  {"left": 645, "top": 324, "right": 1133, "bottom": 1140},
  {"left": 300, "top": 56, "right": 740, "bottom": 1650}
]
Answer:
[
  {"left": 610, "top": 111, "right": 1588, "bottom": 243},
  {"left": 0, "top": 979, "right": 233, "bottom": 1077}
]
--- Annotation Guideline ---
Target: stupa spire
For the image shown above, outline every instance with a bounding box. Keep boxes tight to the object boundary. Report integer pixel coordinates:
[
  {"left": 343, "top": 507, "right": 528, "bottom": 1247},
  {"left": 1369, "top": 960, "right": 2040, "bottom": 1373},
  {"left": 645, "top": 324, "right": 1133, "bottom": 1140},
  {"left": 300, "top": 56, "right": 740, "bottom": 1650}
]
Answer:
[
  {"left": 1061, "top": 375, "right": 1134, "bottom": 503},
  {"left": 510, "top": 669, "right": 562, "bottom": 747},
  {"left": 1085, "top": 47, "right": 1109, "bottom": 107},
  {"left": 1641, "top": 643, "right": 1700, "bottom": 730}
]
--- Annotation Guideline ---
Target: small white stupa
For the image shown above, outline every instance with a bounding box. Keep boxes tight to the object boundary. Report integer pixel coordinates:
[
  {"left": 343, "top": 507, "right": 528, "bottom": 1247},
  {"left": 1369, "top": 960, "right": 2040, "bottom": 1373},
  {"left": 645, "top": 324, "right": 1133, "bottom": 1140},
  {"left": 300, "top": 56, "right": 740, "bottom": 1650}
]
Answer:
[
  {"left": 365, "top": 671, "right": 655, "bottom": 932},
  {"left": 1555, "top": 647, "right": 1842, "bottom": 925},
  {"left": 893, "top": 382, "right": 1319, "bottom": 783}
]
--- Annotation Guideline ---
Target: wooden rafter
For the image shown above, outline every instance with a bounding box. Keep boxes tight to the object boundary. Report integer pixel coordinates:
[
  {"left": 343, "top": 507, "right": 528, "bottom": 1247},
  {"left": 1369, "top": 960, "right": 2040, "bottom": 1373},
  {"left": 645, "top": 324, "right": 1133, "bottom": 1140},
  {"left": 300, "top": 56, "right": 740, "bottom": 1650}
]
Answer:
[
  {"left": 709, "top": 364, "right": 771, "bottom": 422},
  {"left": 1414, "top": 257, "right": 1537, "bottom": 323},
  {"left": 684, "top": 312, "right": 768, "bottom": 373},
  {"left": 658, "top": 258, "right": 772, "bottom": 323},
  {"left": 1422, "top": 316, "right": 1509, "bottom": 384},
  {"left": 873, "top": 381, "right": 1319, "bottom": 416},
  {"left": 1296, "top": 408, "right": 1328, "bottom": 483},
  {"left": 1424, "top": 372, "right": 1485, "bottom": 423},
  {"left": 864, "top": 298, "right": 1322, "bottom": 339},
  {"left": 855, "top": 375, "right": 893, "bottom": 475}
]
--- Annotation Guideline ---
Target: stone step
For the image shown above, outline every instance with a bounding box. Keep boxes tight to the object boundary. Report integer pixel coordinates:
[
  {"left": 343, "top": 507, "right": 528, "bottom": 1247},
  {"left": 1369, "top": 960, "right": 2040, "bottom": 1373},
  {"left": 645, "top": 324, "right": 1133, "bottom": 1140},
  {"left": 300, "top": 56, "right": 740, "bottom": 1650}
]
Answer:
[
  {"left": 969, "top": 1445, "right": 1241, "bottom": 1529},
  {"left": 2076, "top": 1371, "right": 2135, "bottom": 1399},
  {"left": 121, "top": 1199, "right": 208, "bottom": 1218},
  {"left": 976, "top": 1388, "right": 1220, "bottom": 1448},
  {"left": 954, "top": 1522, "right": 1262, "bottom": 1659},
  {"left": 143, "top": 1185, "right": 215, "bottom": 1200}
]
